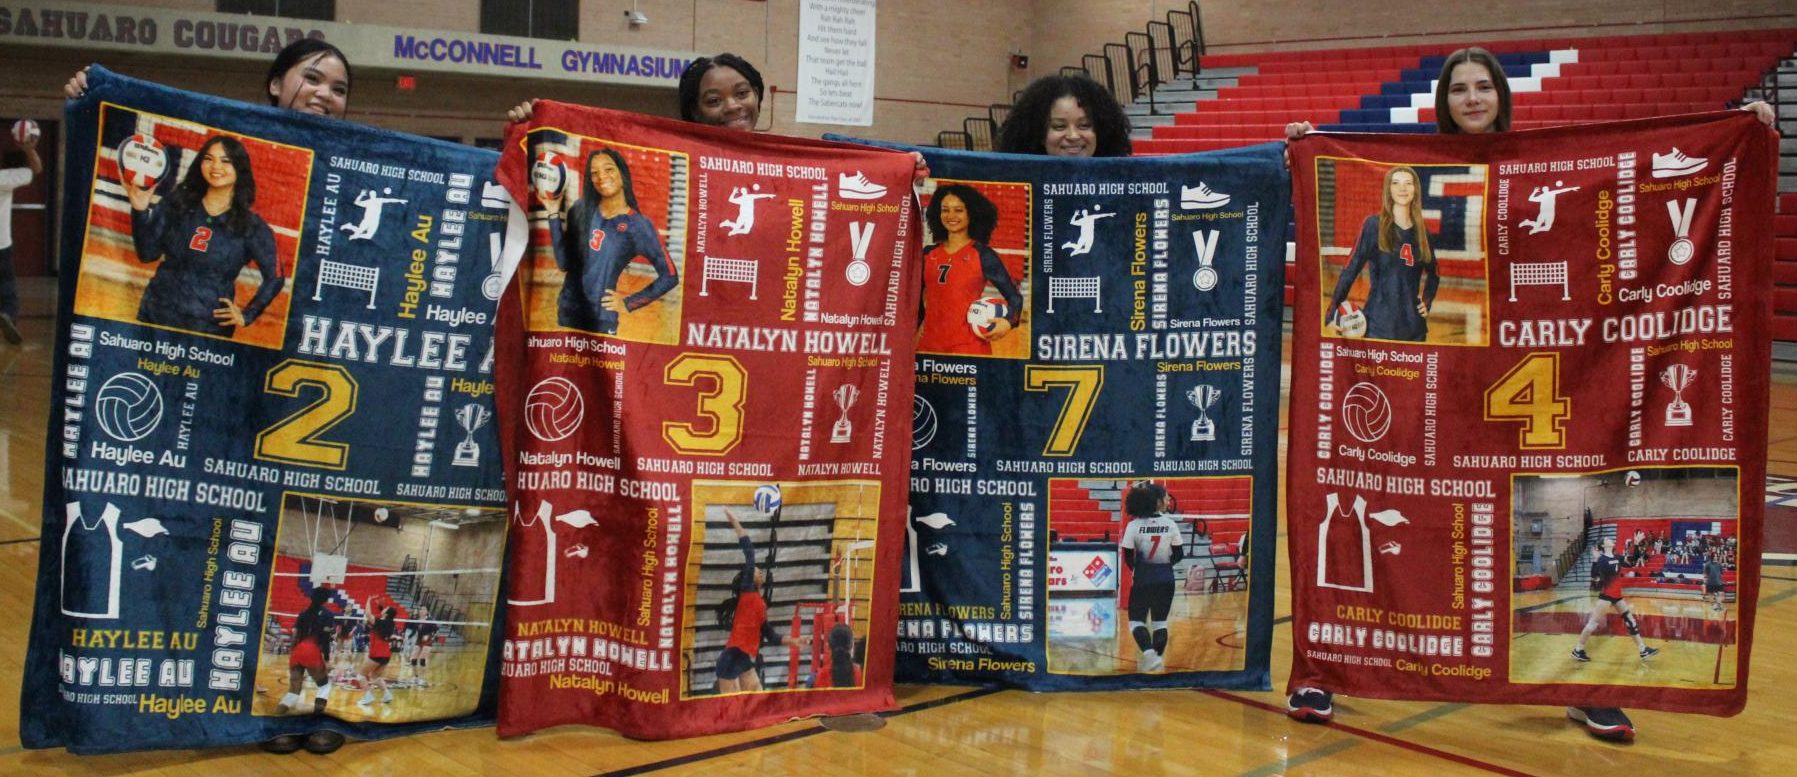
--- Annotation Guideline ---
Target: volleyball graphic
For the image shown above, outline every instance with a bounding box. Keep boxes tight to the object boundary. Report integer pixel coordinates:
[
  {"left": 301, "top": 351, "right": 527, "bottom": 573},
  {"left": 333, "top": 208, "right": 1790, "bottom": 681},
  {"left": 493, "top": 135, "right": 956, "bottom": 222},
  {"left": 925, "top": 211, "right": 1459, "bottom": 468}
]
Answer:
[
  {"left": 524, "top": 376, "right": 584, "bottom": 442},
  {"left": 374, "top": 507, "right": 391, "bottom": 523},
  {"left": 1334, "top": 301, "right": 1367, "bottom": 338},
  {"left": 532, "top": 151, "right": 570, "bottom": 200},
  {"left": 911, "top": 396, "right": 938, "bottom": 450},
  {"left": 94, "top": 372, "right": 165, "bottom": 442},
  {"left": 118, "top": 133, "right": 168, "bottom": 189},
  {"left": 966, "top": 296, "right": 1009, "bottom": 338},
  {"left": 1624, "top": 470, "right": 1642, "bottom": 487},
  {"left": 10, "top": 119, "right": 39, "bottom": 145},
  {"left": 753, "top": 483, "right": 783, "bottom": 515},
  {"left": 1341, "top": 382, "right": 1391, "bottom": 443}
]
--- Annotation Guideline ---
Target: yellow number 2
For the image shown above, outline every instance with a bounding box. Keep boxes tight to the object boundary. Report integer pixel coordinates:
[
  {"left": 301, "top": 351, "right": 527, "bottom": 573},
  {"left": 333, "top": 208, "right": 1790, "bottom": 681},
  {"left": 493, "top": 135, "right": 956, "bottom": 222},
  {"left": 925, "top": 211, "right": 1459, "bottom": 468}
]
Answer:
[
  {"left": 1483, "top": 352, "right": 1569, "bottom": 449},
  {"left": 255, "top": 360, "right": 358, "bottom": 470}
]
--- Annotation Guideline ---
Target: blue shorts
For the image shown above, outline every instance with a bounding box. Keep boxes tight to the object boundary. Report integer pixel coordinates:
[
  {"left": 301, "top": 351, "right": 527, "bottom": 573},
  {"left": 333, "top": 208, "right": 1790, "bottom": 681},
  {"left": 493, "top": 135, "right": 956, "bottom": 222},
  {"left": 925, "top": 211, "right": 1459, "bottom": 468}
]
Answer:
[{"left": 716, "top": 646, "right": 755, "bottom": 681}]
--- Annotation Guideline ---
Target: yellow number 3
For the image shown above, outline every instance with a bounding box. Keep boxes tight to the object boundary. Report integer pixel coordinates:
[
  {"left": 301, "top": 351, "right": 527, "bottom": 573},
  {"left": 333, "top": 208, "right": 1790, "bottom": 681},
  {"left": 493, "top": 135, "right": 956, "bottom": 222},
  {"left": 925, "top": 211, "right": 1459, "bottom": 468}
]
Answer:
[
  {"left": 662, "top": 353, "right": 747, "bottom": 456},
  {"left": 1483, "top": 352, "right": 1569, "bottom": 449}
]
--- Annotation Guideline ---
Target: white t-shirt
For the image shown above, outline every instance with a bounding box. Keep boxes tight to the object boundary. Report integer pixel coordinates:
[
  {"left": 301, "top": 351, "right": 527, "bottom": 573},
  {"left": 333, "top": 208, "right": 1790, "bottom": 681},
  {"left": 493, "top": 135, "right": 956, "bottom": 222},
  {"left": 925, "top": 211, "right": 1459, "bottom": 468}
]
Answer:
[{"left": 0, "top": 166, "right": 33, "bottom": 250}]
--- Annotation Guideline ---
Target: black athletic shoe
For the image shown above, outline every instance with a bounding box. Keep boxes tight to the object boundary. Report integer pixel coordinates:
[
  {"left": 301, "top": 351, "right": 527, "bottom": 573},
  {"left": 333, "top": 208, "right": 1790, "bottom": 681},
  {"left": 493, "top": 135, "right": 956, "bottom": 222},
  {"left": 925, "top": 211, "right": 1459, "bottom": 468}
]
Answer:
[
  {"left": 1286, "top": 688, "right": 1334, "bottom": 724},
  {"left": 303, "top": 730, "right": 346, "bottom": 754},
  {"left": 1639, "top": 646, "right": 1660, "bottom": 660},
  {"left": 0, "top": 313, "right": 20, "bottom": 345},
  {"left": 1571, "top": 648, "right": 1592, "bottom": 662},
  {"left": 1567, "top": 707, "right": 1635, "bottom": 742},
  {"left": 259, "top": 733, "right": 305, "bottom": 754}
]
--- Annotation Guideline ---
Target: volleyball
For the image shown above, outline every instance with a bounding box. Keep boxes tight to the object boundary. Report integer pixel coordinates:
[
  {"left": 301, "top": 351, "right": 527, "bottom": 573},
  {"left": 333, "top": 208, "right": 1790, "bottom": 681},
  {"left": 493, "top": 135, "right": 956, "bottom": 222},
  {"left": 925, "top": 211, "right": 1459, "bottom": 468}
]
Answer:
[
  {"left": 118, "top": 133, "right": 168, "bottom": 189},
  {"left": 911, "top": 396, "right": 939, "bottom": 450},
  {"left": 1341, "top": 382, "right": 1392, "bottom": 443},
  {"left": 10, "top": 119, "right": 39, "bottom": 145},
  {"left": 966, "top": 296, "right": 1009, "bottom": 337},
  {"left": 1625, "top": 470, "right": 1642, "bottom": 487},
  {"left": 93, "top": 372, "right": 164, "bottom": 442},
  {"left": 753, "top": 483, "right": 783, "bottom": 514},
  {"left": 532, "top": 151, "right": 570, "bottom": 199},
  {"left": 1334, "top": 301, "right": 1367, "bottom": 338},
  {"left": 374, "top": 507, "right": 390, "bottom": 523},
  {"left": 524, "top": 376, "right": 584, "bottom": 442}
]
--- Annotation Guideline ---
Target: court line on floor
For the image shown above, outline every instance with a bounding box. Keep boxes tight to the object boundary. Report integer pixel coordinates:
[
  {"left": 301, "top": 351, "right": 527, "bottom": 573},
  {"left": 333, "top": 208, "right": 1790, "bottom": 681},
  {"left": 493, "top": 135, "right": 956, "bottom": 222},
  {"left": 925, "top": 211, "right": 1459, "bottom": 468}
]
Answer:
[
  {"left": 591, "top": 686, "right": 1004, "bottom": 776},
  {"left": 0, "top": 537, "right": 40, "bottom": 546},
  {"left": 1202, "top": 690, "right": 1535, "bottom": 776}
]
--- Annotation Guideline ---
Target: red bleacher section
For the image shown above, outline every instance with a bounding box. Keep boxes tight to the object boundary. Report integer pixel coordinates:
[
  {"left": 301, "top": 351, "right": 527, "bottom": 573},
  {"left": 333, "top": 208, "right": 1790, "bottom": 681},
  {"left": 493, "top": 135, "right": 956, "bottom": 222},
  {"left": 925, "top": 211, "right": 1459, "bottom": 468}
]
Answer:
[
  {"left": 267, "top": 555, "right": 400, "bottom": 635},
  {"left": 1139, "top": 30, "right": 1792, "bottom": 155},
  {"left": 1049, "top": 477, "right": 1251, "bottom": 546},
  {"left": 1132, "top": 29, "right": 1797, "bottom": 341}
]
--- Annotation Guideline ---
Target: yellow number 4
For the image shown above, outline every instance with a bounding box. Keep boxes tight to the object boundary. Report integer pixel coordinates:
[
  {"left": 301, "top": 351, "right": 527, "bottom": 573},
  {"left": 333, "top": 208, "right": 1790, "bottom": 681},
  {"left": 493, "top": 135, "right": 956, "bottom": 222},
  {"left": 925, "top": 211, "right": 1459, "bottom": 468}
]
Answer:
[
  {"left": 1023, "top": 365, "right": 1104, "bottom": 457},
  {"left": 1483, "top": 352, "right": 1569, "bottom": 449}
]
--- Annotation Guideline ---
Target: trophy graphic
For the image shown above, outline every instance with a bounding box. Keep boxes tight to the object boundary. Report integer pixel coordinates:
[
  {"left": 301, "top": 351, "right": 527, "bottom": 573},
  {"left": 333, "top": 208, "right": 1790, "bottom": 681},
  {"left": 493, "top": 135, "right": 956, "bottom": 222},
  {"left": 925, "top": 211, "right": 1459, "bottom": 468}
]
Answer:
[
  {"left": 453, "top": 403, "right": 492, "bottom": 466},
  {"left": 1661, "top": 364, "right": 1694, "bottom": 427},
  {"left": 831, "top": 384, "right": 860, "bottom": 443},
  {"left": 1186, "top": 384, "right": 1220, "bottom": 442}
]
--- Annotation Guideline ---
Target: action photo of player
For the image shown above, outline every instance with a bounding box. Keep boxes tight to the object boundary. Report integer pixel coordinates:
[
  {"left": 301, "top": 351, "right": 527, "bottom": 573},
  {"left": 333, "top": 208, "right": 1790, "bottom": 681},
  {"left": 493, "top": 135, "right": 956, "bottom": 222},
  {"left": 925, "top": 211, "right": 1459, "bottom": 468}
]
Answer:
[
  {"left": 357, "top": 602, "right": 401, "bottom": 710},
  {"left": 124, "top": 134, "right": 283, "bottom": 338},
  {"left": 1120, "top": 482, "right": 1184, "bottom": 673},
  {"left": 1572, "top": 537, "right": 1661, "bottom": 663},
  {"left": 1325, "top": 165, "right": 1439, "bottom": 342},
  {"left": 713, "top": 509, "right": 801, "bottom": 693},
  {"left": 541, "top": 147, "right": 678, "bottom": 335},
  {"left": 918, "top": 183, "right": 1022, "bottom": 356},
  {"left": 408, "top": 607, "right": 439, "bottom": 687},
  {"left": 276, "top": 586, "right": 338, "bottom": 715}
]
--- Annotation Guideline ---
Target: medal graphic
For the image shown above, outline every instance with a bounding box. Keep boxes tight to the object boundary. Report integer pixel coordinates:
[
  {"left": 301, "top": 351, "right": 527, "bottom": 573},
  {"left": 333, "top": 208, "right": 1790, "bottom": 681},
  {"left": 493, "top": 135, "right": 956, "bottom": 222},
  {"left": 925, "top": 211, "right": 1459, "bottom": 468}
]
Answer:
[
  {"left": 846, "top": 221, "right": 875, "bottom": 286},
  {"left": 1192, "top": 229, "right": 1220, "bottom": 291},
  {"left": 1661, "top": 364, "right": 1694, "bottom": 427},
  {"left": 453, "top": 403, "right": 492, "bottom": 466},
  {"left": 831, "top": 384, "right": 860, "bottom": 443},
  {"left": 1187, "top": 384, "right": 1220, "bottom": 442},
  {"left": 1666, "top": 198, "right": 1696, "bottom": 266}
]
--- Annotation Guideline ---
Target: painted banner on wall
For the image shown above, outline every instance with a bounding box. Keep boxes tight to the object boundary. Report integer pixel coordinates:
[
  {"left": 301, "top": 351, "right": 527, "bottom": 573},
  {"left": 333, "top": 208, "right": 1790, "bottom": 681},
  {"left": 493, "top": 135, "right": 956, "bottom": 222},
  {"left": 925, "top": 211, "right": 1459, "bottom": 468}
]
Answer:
[
  {"left": 21, "top": 67, "right": 514, "bottom": 753},
  {"left": 1286, "top": 111, "right": 1776, "bottom": 714},
  {"left": 884, "top": 142, "right": 1288, "bottom": 690},
  {"left": 491, "top": 102, "right": 918, "bottom": 738}
]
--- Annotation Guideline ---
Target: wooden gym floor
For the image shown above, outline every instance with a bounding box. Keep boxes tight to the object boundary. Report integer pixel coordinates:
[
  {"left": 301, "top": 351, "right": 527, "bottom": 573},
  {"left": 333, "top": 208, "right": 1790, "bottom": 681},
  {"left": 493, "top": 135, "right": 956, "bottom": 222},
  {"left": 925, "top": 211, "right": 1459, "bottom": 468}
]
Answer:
[{"left": 2, "top": 301, "right": 1796, "bottom": 775}]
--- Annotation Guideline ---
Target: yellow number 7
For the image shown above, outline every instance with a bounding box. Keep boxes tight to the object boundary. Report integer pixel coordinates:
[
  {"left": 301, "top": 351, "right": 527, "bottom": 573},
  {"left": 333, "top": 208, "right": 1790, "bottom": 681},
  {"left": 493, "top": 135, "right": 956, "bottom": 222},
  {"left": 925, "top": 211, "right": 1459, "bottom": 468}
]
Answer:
[{"left": 1023, "top": 365, "right": 1104, "bottom": 457}]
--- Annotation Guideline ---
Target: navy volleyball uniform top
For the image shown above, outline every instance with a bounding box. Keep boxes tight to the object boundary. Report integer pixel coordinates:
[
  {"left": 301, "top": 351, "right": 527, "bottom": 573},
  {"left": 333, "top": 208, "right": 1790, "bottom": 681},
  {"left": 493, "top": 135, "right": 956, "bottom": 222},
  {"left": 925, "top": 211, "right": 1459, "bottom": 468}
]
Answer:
[
  {"left": 131, "top": 204, "right": 281, "bottom": 336},
  {"left": 549, "top": 207, "right": 678, "bottom": 334},
  {"left": 1327, "top": 216, "right": 1440, "bottom": 342}
]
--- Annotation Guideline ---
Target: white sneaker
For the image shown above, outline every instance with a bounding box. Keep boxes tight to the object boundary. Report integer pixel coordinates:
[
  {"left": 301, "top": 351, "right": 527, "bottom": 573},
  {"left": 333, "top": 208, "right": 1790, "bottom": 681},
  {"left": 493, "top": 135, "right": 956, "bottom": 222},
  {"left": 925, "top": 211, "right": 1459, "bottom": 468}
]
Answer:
[
  {"left": 1180, "top": 182, "right": 1231, "bottom": 209},
  {"left": 1139, "top": 649, "right": 1163, "bottom": 673},
  {"left": 357, "top": 693, "right": 373, "bottom": 708},
  {"left": 382, "top": 690, "right": 395, "bottom": 704},
  {"left": 837, "top": 171, "right": 887, "bottom": 200},
  {"left": 1651, "top": 147, "right": 1707, "bottom": 178}
]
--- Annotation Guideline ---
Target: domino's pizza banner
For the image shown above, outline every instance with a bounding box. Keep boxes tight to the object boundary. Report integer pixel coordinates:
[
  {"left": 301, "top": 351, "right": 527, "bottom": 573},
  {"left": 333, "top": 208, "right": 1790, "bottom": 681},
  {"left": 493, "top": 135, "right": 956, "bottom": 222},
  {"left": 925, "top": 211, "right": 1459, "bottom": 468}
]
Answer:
[
  {"left": 490, "top": 102, "right": 919, "bottom": 738},
  {"left": 22, "top": 67, "right": 513, "bottom": 753},
  {"left": 1286, "top": 111, "right": 1776, "bottom": 715},
  {"left": 838, "top": 138, "right": 1288, "bottom": 691}
]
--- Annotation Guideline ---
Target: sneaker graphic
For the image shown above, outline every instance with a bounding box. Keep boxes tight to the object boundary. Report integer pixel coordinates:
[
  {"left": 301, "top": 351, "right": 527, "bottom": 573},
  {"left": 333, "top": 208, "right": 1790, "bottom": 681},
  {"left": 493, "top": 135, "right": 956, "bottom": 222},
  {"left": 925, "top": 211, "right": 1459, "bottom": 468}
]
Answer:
[
  {"left": 1571, "top": 648, "right": 1591, "bottom": 662},
  {"left": 1639, "top": 646, "right": 1660, "bottom": 660},
  {"left": 1179, "top": 182, "right": 1231, "bottom": 210},
  {"left": 1651, "top": 147, "right": 1707, "bottom": 178},
  {"left": 837, "top": 171, "right": 887, "bottom": 200}
]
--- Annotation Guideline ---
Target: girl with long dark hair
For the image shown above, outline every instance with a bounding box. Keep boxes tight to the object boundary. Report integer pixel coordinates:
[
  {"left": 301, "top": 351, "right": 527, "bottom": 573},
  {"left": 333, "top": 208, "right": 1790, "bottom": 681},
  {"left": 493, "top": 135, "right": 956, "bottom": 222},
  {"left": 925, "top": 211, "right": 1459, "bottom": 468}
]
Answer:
[{"left": 124, "top": 134, "right": 282, "bottom": 337}]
